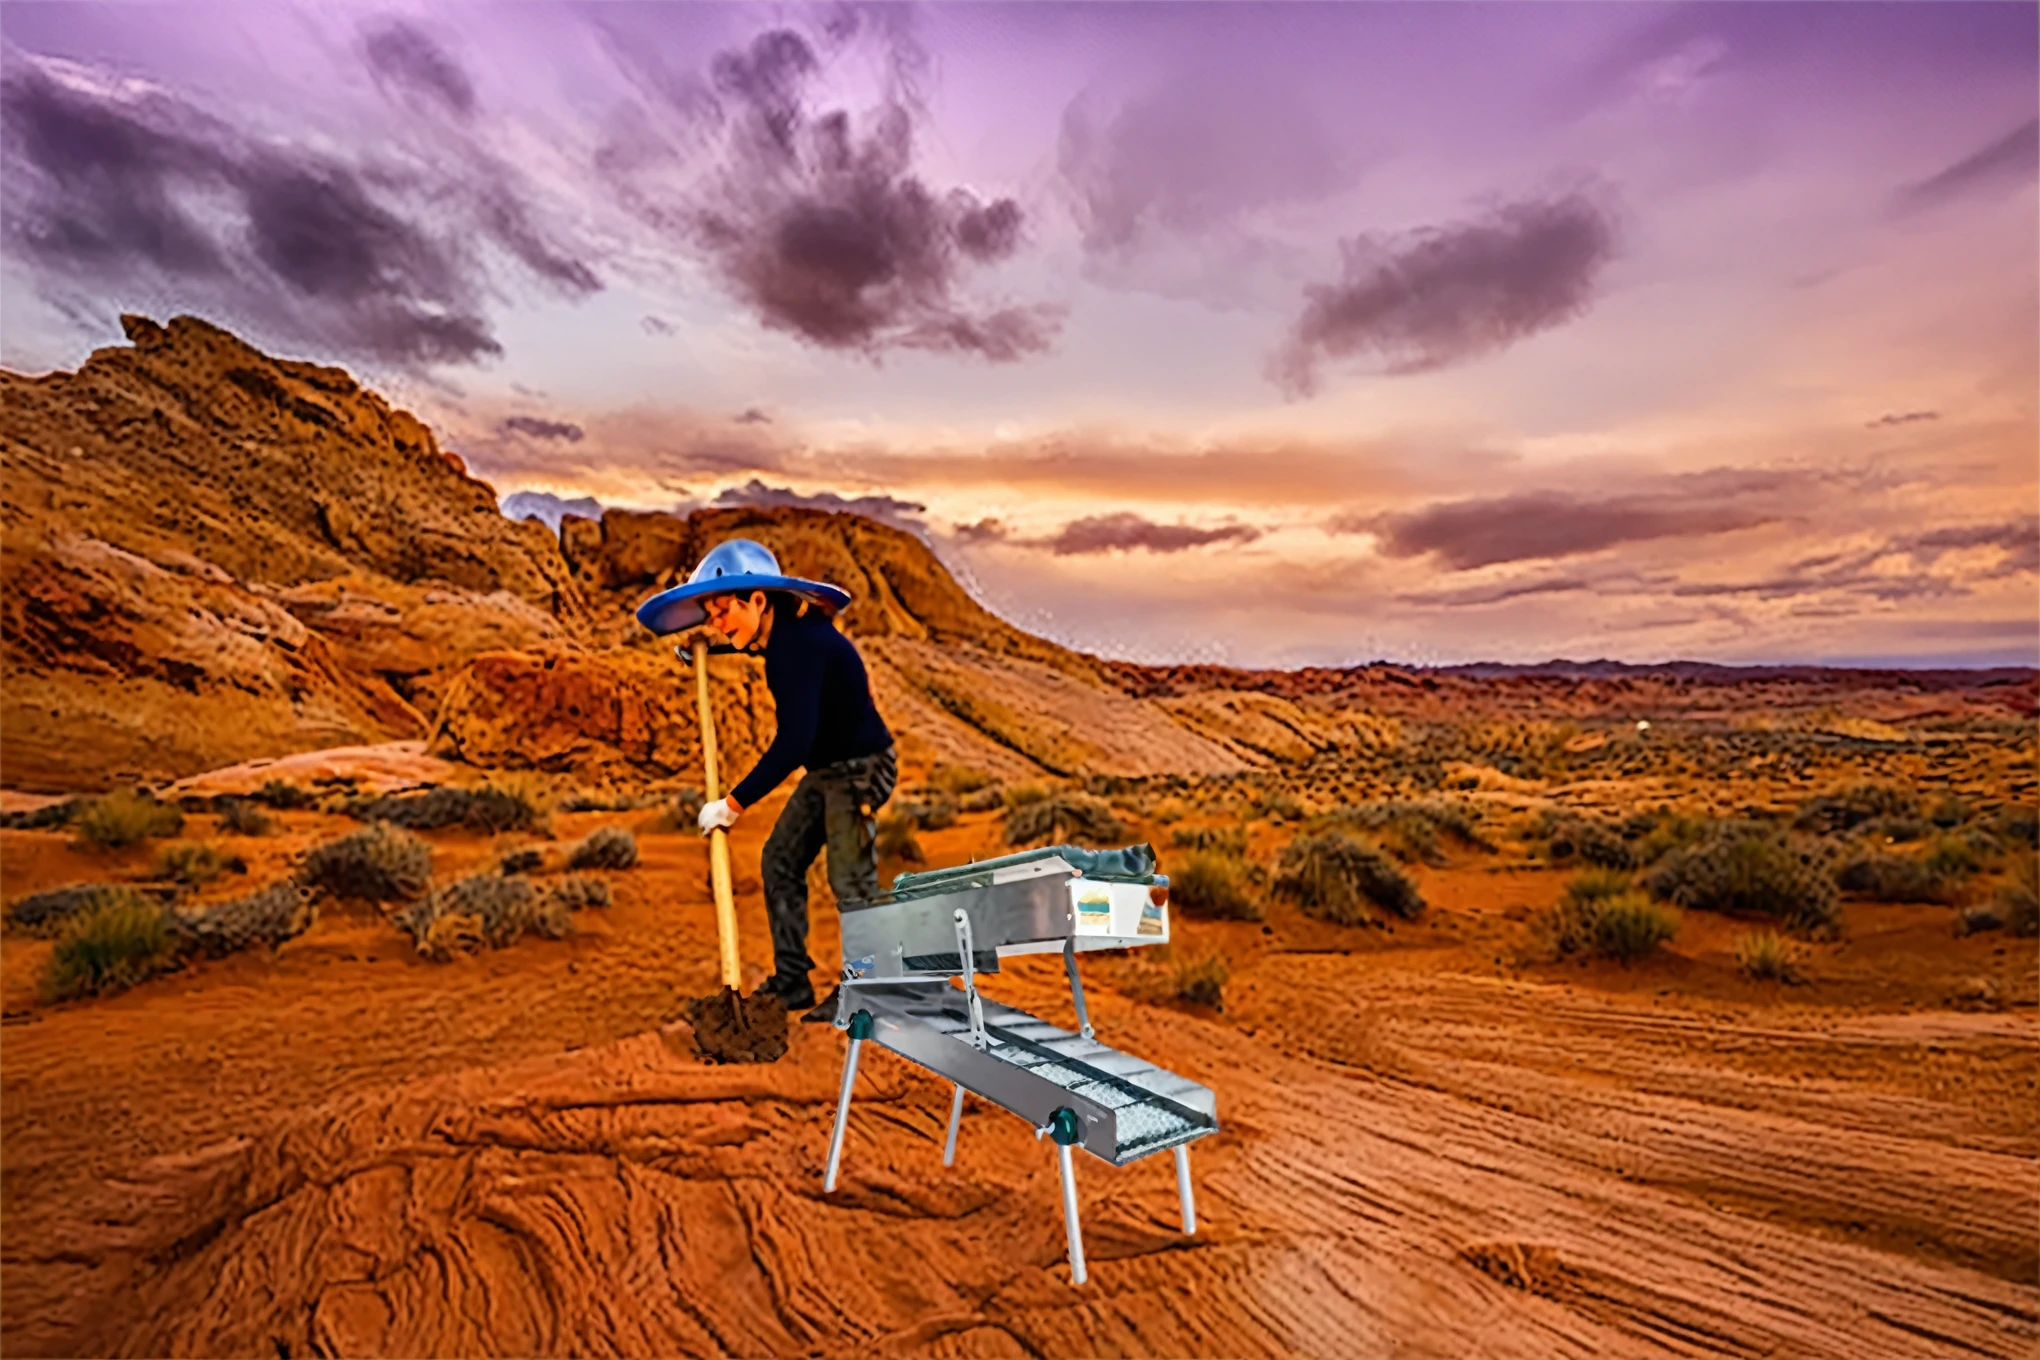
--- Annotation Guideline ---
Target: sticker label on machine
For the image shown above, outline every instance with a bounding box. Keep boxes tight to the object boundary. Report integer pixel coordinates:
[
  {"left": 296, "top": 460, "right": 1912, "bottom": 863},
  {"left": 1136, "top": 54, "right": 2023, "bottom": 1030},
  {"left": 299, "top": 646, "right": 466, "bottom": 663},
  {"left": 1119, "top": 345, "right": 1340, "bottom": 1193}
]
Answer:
[{"left": 1070, "top": 880, "right": 1167, "bottom": 938}]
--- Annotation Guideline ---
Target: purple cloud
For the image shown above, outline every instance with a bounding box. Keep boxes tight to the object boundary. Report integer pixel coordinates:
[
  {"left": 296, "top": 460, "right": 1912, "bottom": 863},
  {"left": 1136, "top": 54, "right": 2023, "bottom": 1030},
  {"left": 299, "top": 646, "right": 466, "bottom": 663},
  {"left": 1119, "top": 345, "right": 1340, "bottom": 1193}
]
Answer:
[
  {"left": 1046, "top": 513, "right": 1261, "bottom": 556},
  {"left": 501, "top": 416, "right": 585, "bottom": 442},
  {"left": 1269, "top": 189, "right": 1619, "bottom": 396},
  {"left": 362, "top": 21, "right": 476, "bottom": 122},
  {"left": 1889, "top": 118, "right": 2039, "bottom": 218}
]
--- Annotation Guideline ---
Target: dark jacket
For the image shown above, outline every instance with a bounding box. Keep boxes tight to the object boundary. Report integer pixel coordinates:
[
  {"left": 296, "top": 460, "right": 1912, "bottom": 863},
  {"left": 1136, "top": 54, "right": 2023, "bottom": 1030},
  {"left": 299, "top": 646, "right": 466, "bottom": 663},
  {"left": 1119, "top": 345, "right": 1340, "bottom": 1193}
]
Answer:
[{"left": 730, "top": 607, "right": 893, "bottom": 808}]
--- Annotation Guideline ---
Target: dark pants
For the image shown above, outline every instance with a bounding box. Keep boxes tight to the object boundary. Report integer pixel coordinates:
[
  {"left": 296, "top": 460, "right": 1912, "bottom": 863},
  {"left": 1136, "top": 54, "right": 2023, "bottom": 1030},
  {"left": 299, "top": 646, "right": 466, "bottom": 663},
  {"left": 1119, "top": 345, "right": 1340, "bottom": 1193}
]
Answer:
[{"left": 760, "top": 745, "right": 897, "bottom": 985}]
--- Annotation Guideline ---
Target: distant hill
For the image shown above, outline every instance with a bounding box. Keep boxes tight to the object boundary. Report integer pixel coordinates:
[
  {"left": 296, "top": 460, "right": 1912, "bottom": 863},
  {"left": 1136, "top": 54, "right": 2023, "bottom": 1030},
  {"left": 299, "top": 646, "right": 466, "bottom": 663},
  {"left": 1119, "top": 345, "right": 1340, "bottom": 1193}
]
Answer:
[{"left": 2, "top": 315, "right": 2030, "bottom": 791}]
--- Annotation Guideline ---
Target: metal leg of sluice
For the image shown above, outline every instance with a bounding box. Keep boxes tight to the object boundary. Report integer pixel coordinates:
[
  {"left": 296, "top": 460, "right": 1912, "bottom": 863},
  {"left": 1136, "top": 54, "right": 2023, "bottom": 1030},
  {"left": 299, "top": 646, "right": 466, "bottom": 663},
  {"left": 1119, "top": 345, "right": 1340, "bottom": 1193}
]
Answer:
[
  {"left": 942, "top": 1084, "right": 965, "bottom": 1167},
  {"left": 1056, "top": 1141, "right": 1087, "bottom": 1286},
  {"left": 1063, "top": 937, "right": 1095, "bottom": 1041},
  {"left": 1174, "top": 1143, "right": 1196, "bottom": 1234},
  {"left": 825, "top": 1011, "right": 874, "bottom": 1194}
]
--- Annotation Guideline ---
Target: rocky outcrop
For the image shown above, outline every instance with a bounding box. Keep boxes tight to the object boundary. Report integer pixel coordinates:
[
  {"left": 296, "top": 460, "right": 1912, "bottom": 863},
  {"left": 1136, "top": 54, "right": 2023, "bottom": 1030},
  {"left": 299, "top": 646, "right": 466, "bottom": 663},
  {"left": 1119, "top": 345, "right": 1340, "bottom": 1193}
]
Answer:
[{"left": 0, "top": 314, "right": 584, "bottom": 616}]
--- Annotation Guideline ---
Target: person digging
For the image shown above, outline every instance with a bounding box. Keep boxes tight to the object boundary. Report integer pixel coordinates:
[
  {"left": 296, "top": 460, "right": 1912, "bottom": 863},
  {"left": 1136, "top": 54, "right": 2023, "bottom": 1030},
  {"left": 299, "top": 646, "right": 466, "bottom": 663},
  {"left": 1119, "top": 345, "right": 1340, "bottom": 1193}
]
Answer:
[{"left": 637, "top": 539, "right": 897, "bottom": 1054}]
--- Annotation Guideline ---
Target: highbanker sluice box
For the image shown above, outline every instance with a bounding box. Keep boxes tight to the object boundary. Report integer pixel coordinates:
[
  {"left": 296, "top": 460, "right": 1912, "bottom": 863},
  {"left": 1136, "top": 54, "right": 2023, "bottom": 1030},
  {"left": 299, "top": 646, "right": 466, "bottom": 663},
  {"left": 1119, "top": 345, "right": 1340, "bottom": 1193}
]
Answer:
[{"left": 819, "top": 843, "right": 1218, "bottom": 1285}]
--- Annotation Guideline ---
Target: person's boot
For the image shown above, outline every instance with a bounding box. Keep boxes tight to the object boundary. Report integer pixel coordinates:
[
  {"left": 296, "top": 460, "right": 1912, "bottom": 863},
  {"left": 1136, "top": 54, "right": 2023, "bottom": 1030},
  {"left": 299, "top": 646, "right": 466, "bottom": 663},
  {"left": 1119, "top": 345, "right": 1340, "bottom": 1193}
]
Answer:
[{"left": 754, "top": 973, "right": 816, "bottom": 1011}]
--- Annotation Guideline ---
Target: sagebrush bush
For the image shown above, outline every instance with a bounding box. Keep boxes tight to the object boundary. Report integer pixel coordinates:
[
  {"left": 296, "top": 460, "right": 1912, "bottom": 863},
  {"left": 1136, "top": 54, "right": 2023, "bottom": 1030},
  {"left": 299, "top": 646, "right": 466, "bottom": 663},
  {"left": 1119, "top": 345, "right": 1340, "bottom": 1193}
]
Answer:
[
  {"left": 300, "top": 822, "right": 434, "bottom": 902},
  {"left": 214, "top": 798, "right": 276, "bottom": 837},
  {"left": 396, "top": 874, "right": 566, "bottom": 961},
  {"left": 1735, "top": 930, "right": 1802, "bottom": 983},
  {"left": 10, "top": 883, "right": 171, "bottom": 936},
  {"left": 1992, "top": 805, "right": 2038, "bottom": 849},
  {"left": 1996, "top": 854, "right": 2038, "bottom": 938},
  {"left": 72, "top": 789, "right": 184, "bottom": 851},
  {"left": 1837, "top": 853, "right": 1945, "bottom": 903},
  {"left": 1922, "top": 835, "right": 1985, "bottom": 883},
  {"left": 346, "top": 783, "right": 543, "bottom": 835},
  {"left": 1793, "top": 782, "right": 1918, "bottom": 835},
  {"left": 171, "top": 880, "right": 316, "bottom": 957},
  {"left": 153, "top": 842, "right": 244, "bottom": 889},
  {"left": 1646, "top": 824, "right": 1841, "bottom": 936},
  {"left": 896, "top": 793, "right": 959, "bottom": 831},
  {"left": 876, "top": 815, "right": 924, "bottom": 863},
  {"left": 1536, "top": 815, "right": 1636, "bottom": 870},
  {"left": 1152, "top": 797, "right": 1190, "bottom": 824},
  {"left": 1928, "top": 795, "right": 1971, "bottom": 829},
  {"left": 1170, "top": 825, "right": 1248, "bottom": 856},
  {"left": 548, "top": 875, "right": 612, "bottom": 911},
  {"left": 931, "top": 765, "right": 993, "bottom": 796},
  {"left": 1252, "top": 790, "right": 1306, "bottom": 822},
  {"left": 42, "top": 893, "right": 179, "bottom": 1000},
  {"left": 1633, "top": 810, "right": 1712, "bottom": 865},
  {"left": 1320, "top": 800, "right": 1492, "bottom": 861},
  {"left": 568, "top": 826, "right": 639, "bottom": 871},
  {"left": 1171, "top": 951, "right": 1229, "bottom": 1008},
  {"left": 1861, "top": 815, "right": 1931, "bottom": 844},
  {"left": 254, "top": 780, "right": 316, "bottom": 810},
  {"left": 1169, "top": 851, "right": 1263, "bottom": 921},
  {"left": 1537, "top": 886, "right": 1676, "bottom": 963},
  {"left": 499, "top": 848, "right": 544, "bottom": 875},
  {"left": 1004, "top": 792, "right": 1124, "bottom": 848},
  {"left": 958, "top": 787, "right": 1005, "bottom": 814},
  {"left": 1275, "top": 830, "right": 1424, "bottom": 924}
]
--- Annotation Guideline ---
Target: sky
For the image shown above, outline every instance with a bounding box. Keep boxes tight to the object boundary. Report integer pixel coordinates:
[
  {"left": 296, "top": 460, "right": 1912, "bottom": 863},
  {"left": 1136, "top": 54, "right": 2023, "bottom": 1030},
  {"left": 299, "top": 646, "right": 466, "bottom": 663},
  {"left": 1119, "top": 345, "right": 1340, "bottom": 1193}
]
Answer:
[{"left": 2, "top": 0, "right": 2035, "bottom": 670}]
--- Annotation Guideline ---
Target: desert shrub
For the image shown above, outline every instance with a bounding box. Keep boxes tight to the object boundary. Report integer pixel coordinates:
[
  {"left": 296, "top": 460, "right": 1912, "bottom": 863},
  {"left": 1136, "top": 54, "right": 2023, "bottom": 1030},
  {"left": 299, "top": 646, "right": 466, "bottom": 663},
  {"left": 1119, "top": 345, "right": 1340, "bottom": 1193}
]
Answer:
[
  {"left": 895, "top": 792, "right": 959, "bottom": 831},
  {"left": 42, "top": 893, "right": 179, "bottom": 1000},
  {"left": 568, "top": 826, "right": 639, "bottom": 871},
  {"left": 499, "top": 848, "right": 544, "bottom": 875},
  {"left": 1004, "top": 793, "right": 1124, "bottom": 848},
  {"left": 467, "top": 780, "right": 547, "bottom": 834},
  {"left": 9, "top": 883, "right": 175, "bottom": 936},
  {"left": 548, "top": 875, "right": 612, "bottom": 911},
  {"left": 1171, "top": 951, "right": 1229, "bottom": 1008},
  {"left": 347, "top": 783, "right": 542, "bottom": 835},
  {"left": 1632, "top": 810, "right": 1712, "bottom": 865},
  {"left": 1861, "top": 815, "right": 1931, "bottom": 844},
  {"left": 171, "top": 879, "right": 316, "bottom": 957},
  {"left": 1928, "top": 795, "right": 1971, "bottom": 829},
  {"left": 215, "top": 798, "right": 276, "bottom": 837},
  {"left": 1170, "top": 825, "right": 1248, "bottom": 856},
  {"left": 876, "top": 815, "right": 924, "bottom": 863},
  {"left": 1836, "top": 853, "right": 1945, "bottom": 903},
  {"left": 1252, "top": 790, "right": 1306, "bottom": 823},
  {"left": 1646, "top": 824, "right": 1841, "bottom": 936},
  {"left": 1995, "top": 854, "right": 2038, "bottom": 938},
  {"left": 1004, "top": 783, "right": 1050, "bottom": 808},
  {"left": 1793, "top": 782, "right": 1918, "bottom": 835},
  {"left": 1921, "top": 835, "right": 1985, "bottom": 883},
  {"left": 958, "top": 787, "right": 1005, "bottom": 814},
  {"left": 1168, "top": 852, "right": 1263, "bottom": 921},
  {"left": 253, "top": 780, "right": 316, "bottom": 810},
  {"left": 1563, "top": 867, "right": 1637, "bottom": 907},
  {"left": 396, "top": 874, "right": 566, "bottom": 960},
  {"left": 1537, "top": 886, "right": 1677, "bottom": 963},
  {"left": 1275, "top": 830, "right": 1424, "bottom": 924},
  {"left": 1318, "top": 800, "right": 1491, "bottom": 863},
  {"left": 1955, "top": 906, "right": 2004, "bottom": 936},
  {"left": 153, "top": 842, "right": 246, "bottom": 889},
  {"left": 0, "top": 799, "right": 79, "bottom": 831},
  {"left": 560, "top": 789, "right": 661, "bottom": 813},
  {"left": 1735, "top": 930, "right": 1803, "bottom": 983},
  {"left": 1991, "top": 805, "right": 2038, "bottom": 848},
  {"left": 1152, "top": 797, "right": 1190, "bottom": 824},
  {"left": 931, "top": 765, "right": 994, "bottom": 796},
  {"left": 72, "top": 789, "right": 184, "bottom": 851},
  {"left": 1536, "top": 815, "right": 1636, "bottom": 870},
  {"left": 300, "top": 822, "right": 433, "bottom": 902}
]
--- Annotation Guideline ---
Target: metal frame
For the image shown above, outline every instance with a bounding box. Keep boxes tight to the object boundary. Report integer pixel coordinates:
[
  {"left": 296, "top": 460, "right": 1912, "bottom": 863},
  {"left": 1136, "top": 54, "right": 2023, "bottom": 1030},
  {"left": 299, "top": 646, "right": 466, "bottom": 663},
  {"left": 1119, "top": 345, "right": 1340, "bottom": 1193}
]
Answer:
[{"left": 818, "top": 849, "right": 1215, "bottom": 1286}]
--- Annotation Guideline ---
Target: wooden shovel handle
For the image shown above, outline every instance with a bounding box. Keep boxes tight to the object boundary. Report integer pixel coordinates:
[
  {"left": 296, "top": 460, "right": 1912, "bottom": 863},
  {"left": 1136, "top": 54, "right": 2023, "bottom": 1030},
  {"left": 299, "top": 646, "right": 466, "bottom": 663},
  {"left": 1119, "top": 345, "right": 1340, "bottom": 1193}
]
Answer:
[{"left": 694, "top": 636, "right": 742, "bottom": 991}]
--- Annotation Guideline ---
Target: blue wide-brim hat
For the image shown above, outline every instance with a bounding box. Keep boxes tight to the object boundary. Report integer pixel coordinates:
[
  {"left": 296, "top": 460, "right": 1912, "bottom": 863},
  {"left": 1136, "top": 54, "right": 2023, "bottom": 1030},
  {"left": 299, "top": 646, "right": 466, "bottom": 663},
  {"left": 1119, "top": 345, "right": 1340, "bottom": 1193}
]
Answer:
[{"left": 635, "top": 538, "right": 852, "bottom": 635}]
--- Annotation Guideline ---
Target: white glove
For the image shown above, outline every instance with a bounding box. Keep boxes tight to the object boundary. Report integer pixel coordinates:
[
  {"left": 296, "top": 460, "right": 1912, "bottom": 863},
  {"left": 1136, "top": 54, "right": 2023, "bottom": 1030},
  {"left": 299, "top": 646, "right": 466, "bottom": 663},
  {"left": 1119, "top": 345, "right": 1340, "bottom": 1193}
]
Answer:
[{"left": 697, "top": 798, "right": 739, "bottom": 836}]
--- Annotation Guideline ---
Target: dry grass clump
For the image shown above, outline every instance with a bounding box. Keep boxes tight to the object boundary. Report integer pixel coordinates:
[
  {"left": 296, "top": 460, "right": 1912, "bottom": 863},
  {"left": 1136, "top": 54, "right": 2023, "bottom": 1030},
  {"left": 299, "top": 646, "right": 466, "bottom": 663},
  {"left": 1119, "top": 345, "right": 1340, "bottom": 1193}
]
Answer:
[
  {"left": 72, "top": 789, "right": 185, "bottom": 851},
  {"left": 153, "top": 842, "right": 246, "bottom": 889},
  {"left": 300, "top": 822, "right": 434, "bottom": 903},
  {"left": 1735, "top": 930, "right": 1804, "bottom": 983},
  {"left": 346, "top": 781, "right": 545, "bottom": 835},
  {"left": 214, "top": 798, "right": 276, "bottom": 836},
  {"left": 894, "top": 790, "right": 959, "bottom": 830},
  {"left": 1524, "top": 810, "right": 1636, "bottom": 870},
  {"left": 1170, "top": 825, "right": 1248, "bottom": 856},
  {"left": 395, "top": 874, "right": 567, "bottom": 961},
  {"left": 1168, "top": 851, "right": 1264, "bottom": 921},
  {"left": 1151, "top": 797, "right": 1190, "bottom": 824},
  {"left": 548, "top": 875, "right": 612, "bottom": 911},
  {"left": 1004, "top": 791, "right": 1124, "bottom": 848},
  {"left": 930, "top": 765, "right": 994, "bottom": 796},
  {"left": 1793, "top": 782, "right": 1919, "bottom": 835},
  {"left": 1274, "top": 830, "right": 1424, "bottom": 924},
  {"left": 1171, "top": 951, "right": 1229, "bottom": 1008},
  {"left": 1535, "top": 871, "right": 1677, "bottom": 963},
  {"left": 567, "top": 825, "right": 639, "bottom": 871},
  {"left": 9, "top": 883, "right": 173, "bottom": 936},
  {"left": 42, "top": 892, "right": 179, "bottom": 1001},
  {"left": 172, "top": 880, "right": 316, "bottom": 958},
  {"left": 1646, "top": 823, "right": 1841, "bottom": 937},
  {"left": 876, "top": 814, "right": 924, "bottom": 863},
  {"left": 1995, "top": 853, "right": 2038, "bottom": 938},
  {"left": 1316, "top": 799, "right": 1494, "bottom": 866},
  {"left": 499, "top": 847, "right": 544, "bottom": 875}
]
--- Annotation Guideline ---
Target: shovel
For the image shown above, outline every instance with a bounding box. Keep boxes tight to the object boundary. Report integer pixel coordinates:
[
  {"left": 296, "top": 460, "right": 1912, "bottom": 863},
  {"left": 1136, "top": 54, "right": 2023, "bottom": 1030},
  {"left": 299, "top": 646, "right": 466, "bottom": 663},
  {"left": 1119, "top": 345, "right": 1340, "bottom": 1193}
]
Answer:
[{"left": 682, "top": 634, "right": 789, "bottom": 1064}]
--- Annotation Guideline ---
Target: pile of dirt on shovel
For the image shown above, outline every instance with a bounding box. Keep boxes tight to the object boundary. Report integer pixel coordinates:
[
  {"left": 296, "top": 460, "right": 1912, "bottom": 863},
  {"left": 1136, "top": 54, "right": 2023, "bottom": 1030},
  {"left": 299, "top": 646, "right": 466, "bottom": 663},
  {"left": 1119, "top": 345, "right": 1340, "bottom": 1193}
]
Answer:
[{"left": 685, "top": 988, "right": 790, "bottom": 1062}]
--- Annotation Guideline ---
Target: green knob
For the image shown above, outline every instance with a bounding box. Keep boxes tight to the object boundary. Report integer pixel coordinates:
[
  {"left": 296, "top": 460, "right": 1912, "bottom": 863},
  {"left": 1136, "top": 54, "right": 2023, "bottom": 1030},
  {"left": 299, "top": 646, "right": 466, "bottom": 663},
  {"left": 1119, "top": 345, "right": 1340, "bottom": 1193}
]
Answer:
[
  {"left": 847, "top": 1009, "right": 874, "bottom": 1040},
  {"left": 1049, "top": 1107, "right": 1081, "bottom": 1146}
]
